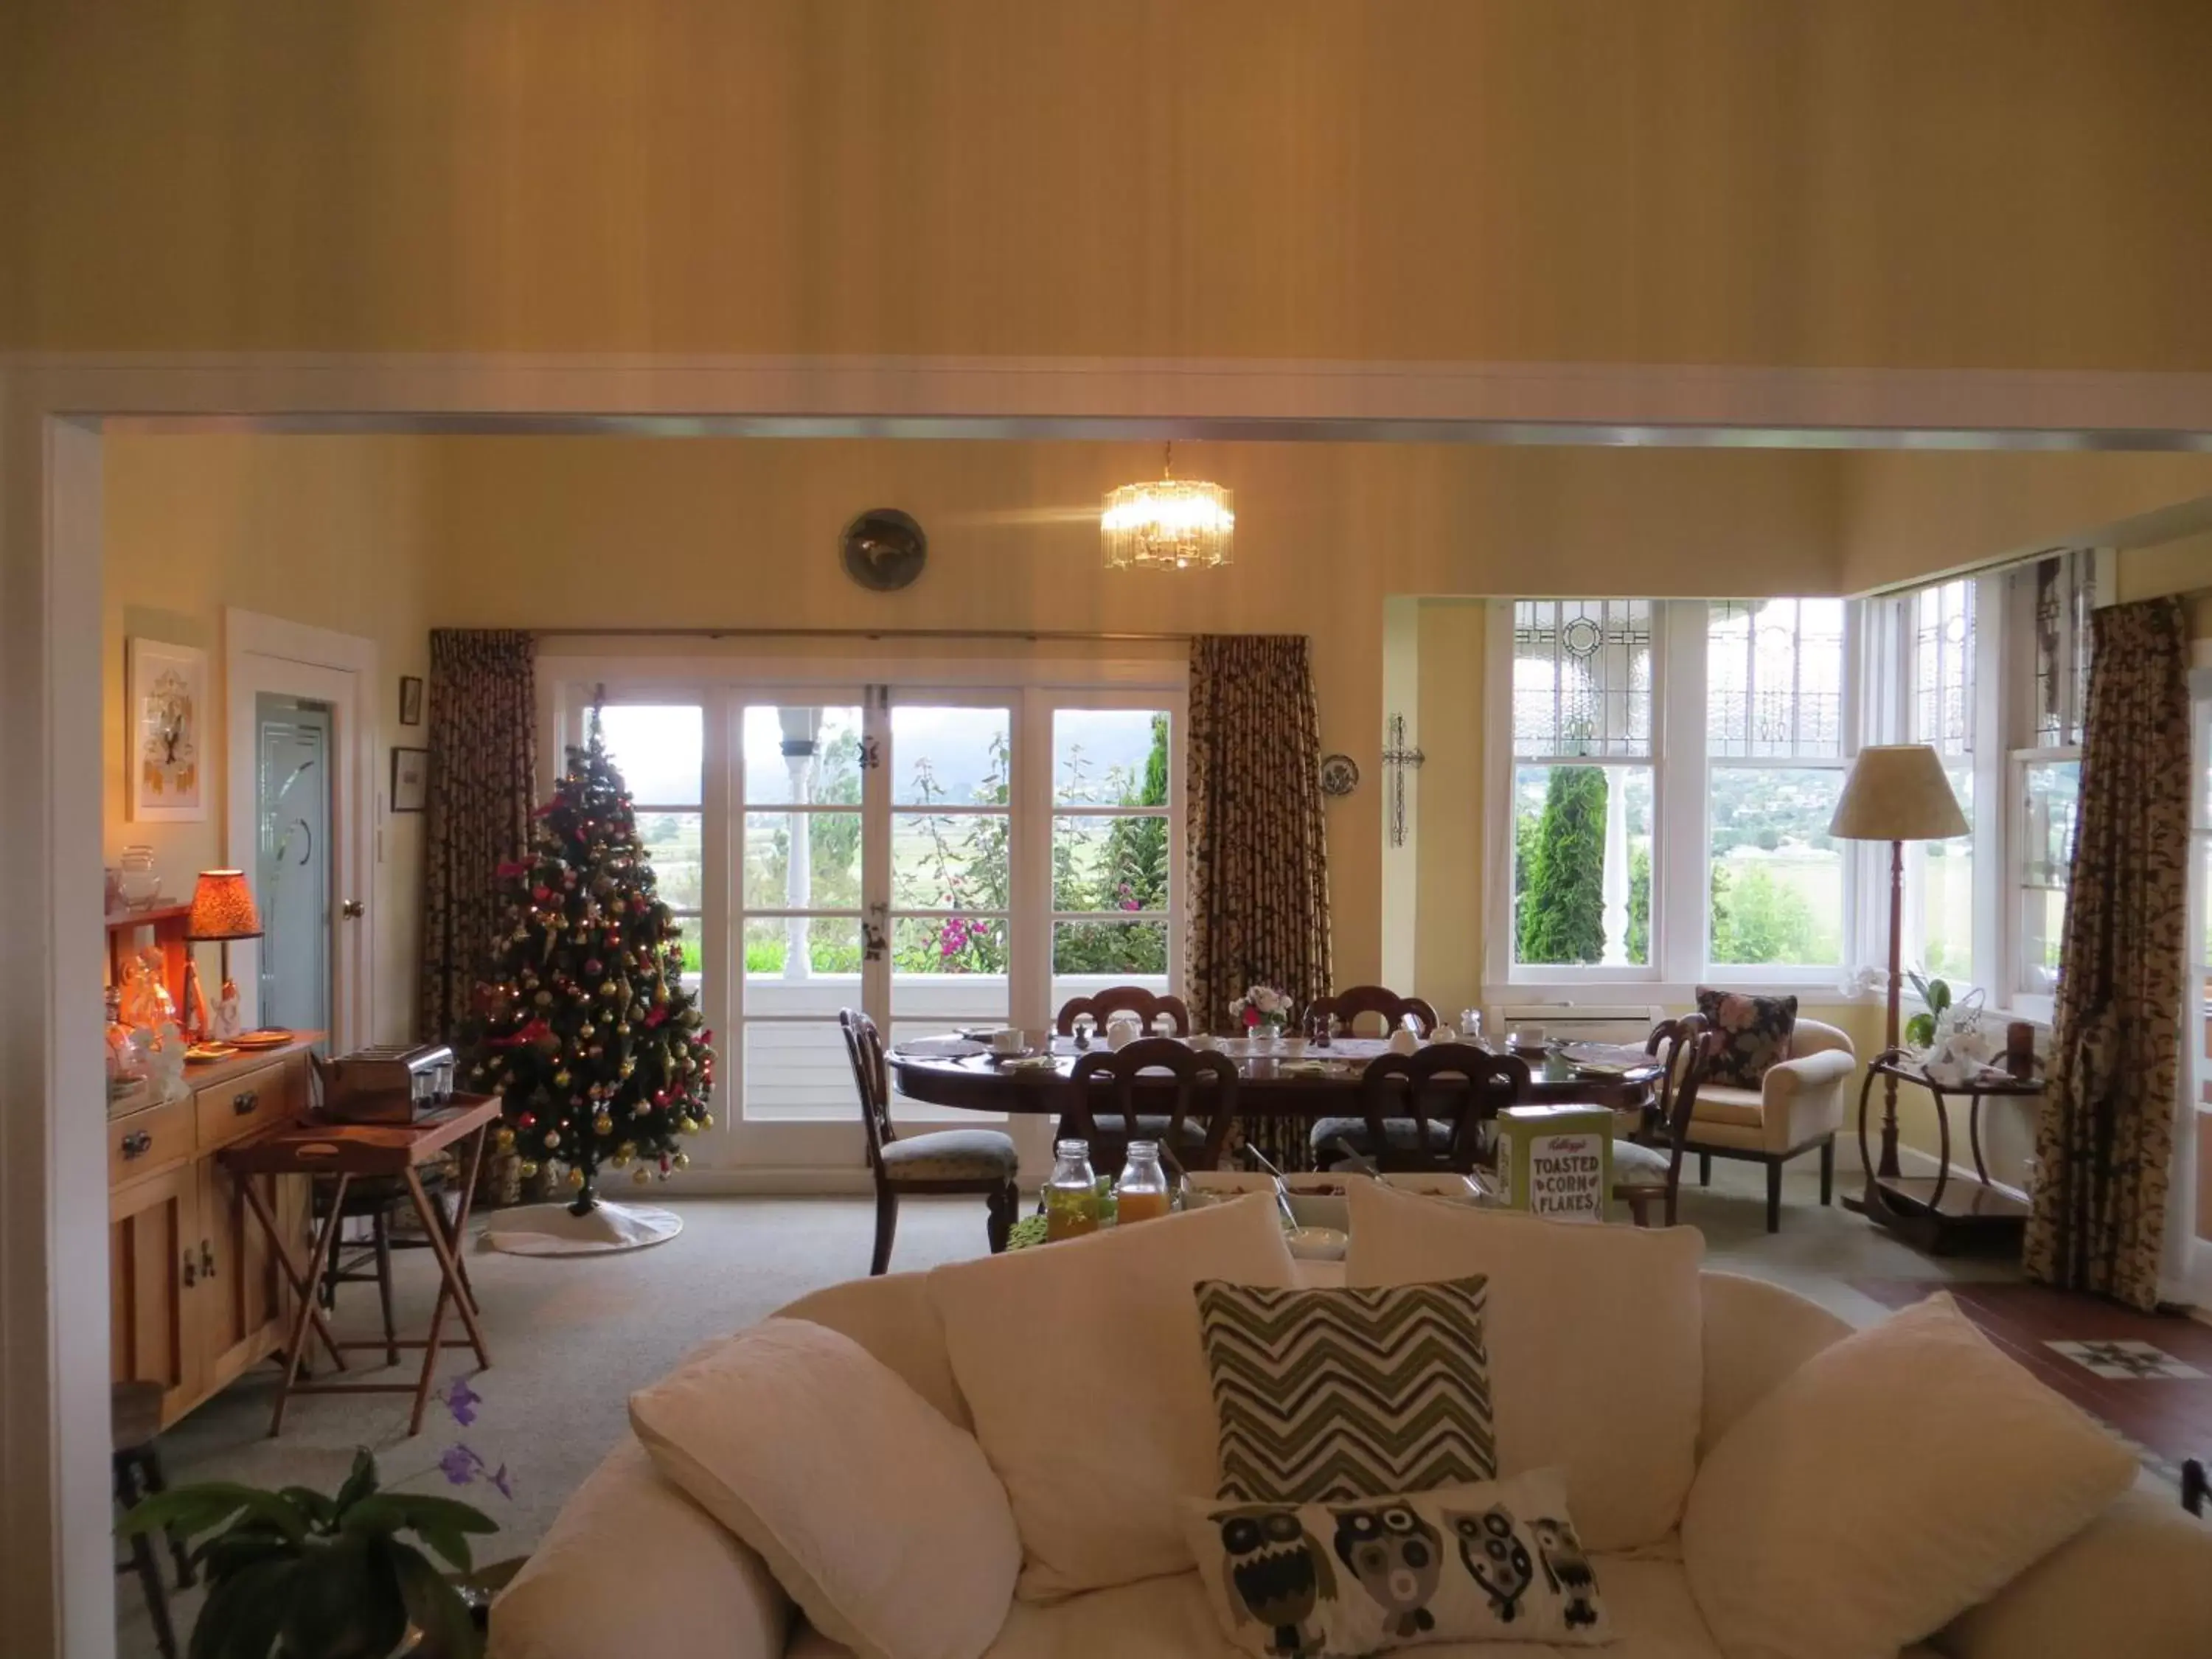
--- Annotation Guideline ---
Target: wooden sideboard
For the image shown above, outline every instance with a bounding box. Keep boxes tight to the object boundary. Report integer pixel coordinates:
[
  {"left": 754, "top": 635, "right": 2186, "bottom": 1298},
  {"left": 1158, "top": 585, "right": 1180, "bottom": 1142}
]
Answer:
[{"left": 108, "top": 1038, "right": 317, "bottom": 1427}]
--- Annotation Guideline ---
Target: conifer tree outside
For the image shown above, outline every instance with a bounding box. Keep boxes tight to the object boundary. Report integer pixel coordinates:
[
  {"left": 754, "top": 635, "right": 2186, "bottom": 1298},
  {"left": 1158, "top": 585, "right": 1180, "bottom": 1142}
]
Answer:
[{"left": 463, "top": 715, "right": 715, "bottom": 1214}]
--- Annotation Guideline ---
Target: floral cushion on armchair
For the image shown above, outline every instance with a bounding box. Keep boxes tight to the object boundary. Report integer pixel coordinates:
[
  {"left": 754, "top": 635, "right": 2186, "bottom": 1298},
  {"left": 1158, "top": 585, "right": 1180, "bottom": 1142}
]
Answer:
[{"left": 1694, "top": 988, "right": 1798, "bottom": 1088}]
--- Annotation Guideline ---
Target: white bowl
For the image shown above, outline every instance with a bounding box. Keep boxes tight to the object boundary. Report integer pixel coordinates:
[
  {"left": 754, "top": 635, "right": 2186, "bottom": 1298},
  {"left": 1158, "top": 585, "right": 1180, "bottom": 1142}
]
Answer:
[{"left": 1284, "top": 1225, "right": 1349, "bottom": 1262}]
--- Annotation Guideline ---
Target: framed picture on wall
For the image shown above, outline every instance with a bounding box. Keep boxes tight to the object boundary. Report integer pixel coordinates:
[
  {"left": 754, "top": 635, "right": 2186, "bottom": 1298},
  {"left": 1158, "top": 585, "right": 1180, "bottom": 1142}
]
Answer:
[
  {"left": 399, "top": 675, "right": 424, "bottom": 726},
  {"left": 128, "top": 637, "right": 209, "bottom": 823},
  {"left": 391, "top": 746, "right": 429, "bottom": 813}
]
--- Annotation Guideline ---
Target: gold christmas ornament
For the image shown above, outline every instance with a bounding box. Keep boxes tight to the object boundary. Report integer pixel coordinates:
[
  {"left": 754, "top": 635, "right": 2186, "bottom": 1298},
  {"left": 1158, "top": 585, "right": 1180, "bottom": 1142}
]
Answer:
[
  {"left": 699, "top": 1113, "right": 714, "bottom": 1130},
  {"left": 519, "top": 1160, "right": 540, "bottom": 1178},
  {"left": 672, "top": 1150, "right": 690, "bottom": 1170},
  {"left": 567, "top": 1168, "right": 585, "bottom": 1189},
  {"left": 495, "top": 1127, "right": 516, "bottom": 1150},
  {"left": 594, "top": 1113, "right": 613, "bottom": 1135},
  {"left": 633, "top": 1166, "right": 652, "bottom": 1185}
]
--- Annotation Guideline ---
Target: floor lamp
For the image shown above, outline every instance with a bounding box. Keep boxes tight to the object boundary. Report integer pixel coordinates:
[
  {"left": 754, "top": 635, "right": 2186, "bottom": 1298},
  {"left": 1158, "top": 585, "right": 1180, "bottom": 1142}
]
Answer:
[{"left": 1828, "top": 745, "right": 1968, "bottom": 1180}]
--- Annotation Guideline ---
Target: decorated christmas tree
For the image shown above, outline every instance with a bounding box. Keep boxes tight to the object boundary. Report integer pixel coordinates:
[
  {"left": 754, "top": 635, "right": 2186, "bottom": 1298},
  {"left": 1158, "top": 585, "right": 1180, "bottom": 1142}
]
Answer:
[{"left": 462, "top": 714, "right": 714, "bottom": 1214}]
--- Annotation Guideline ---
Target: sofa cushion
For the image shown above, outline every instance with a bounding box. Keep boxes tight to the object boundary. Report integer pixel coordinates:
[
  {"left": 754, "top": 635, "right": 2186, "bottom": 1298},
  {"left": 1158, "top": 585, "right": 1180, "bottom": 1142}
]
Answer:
[
  {"left": 1692, "top": 990, "right": 1796, "bottom": 1088},
  {"left": 1683, "top": 1085, "right": 1764, "bottom": 1130},
  {"left": 1180, "top": 1470, "right": 1610, "bottom": 1655},
  {"left": 930, "top": 1192, "right": 1299, "bottom": 1599},
  {"left": 1681, "top": 1293, "right": 2138, "bottom": 1659},
  {"left": 1196, "top": 1275, "right": 1496, "bottom": 1503},
  {"left": 628, "top": 1318, "right": 1020, "bottom": 1659},
  {"left": 1343, "top": 1181, "right": 1705, "bottom": 1553}
]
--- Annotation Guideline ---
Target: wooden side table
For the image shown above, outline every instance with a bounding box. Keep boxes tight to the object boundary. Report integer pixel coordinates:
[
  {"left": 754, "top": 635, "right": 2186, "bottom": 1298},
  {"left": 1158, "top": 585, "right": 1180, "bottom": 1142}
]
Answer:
[
  {"left": 1849, "top": 1048, "right": 2042, "bottom": 1253},
  {"left": 219, "top": 1096, "right": 500, "bottom": 1436}
]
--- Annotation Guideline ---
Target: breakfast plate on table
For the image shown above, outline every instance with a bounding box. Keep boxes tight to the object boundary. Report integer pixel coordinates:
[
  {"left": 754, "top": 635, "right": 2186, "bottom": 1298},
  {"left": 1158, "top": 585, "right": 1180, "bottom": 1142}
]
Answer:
[{"left": 231, "top": 1029, "right": 293, "bottom": 1050}]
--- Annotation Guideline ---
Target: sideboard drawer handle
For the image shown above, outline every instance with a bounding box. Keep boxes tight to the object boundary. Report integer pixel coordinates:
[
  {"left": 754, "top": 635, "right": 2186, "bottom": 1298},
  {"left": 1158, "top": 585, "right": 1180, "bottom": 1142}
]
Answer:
[
  {"left": 233, "top": 1090, "right": 257, "bottom": 1116},
  {"left": 121, "top": 1130, "right": 153, "bottom": 1159}
]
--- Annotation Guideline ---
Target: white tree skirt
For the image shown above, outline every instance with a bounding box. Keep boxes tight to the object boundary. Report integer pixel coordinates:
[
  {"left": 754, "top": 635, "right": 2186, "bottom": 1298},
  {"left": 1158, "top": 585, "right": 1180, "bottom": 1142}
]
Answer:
[{"left": 480, "top": 1200, "right": 684, "bottom": 1256}]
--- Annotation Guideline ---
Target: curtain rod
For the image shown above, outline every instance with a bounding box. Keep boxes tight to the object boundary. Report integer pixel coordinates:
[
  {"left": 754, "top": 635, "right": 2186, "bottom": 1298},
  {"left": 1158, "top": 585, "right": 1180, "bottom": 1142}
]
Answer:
[{"left": 529, "top": 625, "right": 1192, "bottom": 644}]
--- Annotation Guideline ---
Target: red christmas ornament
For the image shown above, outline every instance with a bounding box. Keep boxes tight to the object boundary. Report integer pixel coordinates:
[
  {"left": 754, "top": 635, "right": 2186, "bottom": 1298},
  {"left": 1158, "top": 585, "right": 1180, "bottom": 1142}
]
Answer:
[{"left": 518, "top": 1112, "right": 536, "bottom": 1129}]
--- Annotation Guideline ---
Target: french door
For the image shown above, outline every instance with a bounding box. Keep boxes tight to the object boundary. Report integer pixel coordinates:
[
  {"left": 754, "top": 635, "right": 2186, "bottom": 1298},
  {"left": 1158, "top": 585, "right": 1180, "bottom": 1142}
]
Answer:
[{"left": 564, "top": 669, "right": 1183, "bottom": 1177}]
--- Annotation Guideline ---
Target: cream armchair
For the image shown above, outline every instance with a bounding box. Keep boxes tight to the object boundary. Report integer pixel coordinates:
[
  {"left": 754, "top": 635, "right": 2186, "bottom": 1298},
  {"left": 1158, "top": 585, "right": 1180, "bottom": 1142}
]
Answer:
[{"left": 1678, "top": 1017, "right": 1856, "bottom": 1232}]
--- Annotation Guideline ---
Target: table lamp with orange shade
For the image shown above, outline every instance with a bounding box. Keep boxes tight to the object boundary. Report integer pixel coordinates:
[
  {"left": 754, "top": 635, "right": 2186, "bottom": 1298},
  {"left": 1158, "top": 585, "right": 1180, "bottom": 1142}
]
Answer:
[{"left": 186, "top": 869, "right": 262, "bottom": 1040}]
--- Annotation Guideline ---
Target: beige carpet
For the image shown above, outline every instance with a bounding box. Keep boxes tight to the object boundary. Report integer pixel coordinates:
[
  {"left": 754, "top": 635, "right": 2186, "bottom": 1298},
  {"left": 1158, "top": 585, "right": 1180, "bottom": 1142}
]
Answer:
[{"left": 117, "top": 1164, "right": 2015, "bottom": 1658}]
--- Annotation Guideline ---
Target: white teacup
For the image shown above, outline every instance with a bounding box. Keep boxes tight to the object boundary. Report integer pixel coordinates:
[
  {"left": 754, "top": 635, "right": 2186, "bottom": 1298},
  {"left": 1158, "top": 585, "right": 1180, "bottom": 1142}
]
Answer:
[
  {"left": 1388, "top": 1026, "right": 1422, "bottom": 1056},
  {"left": 989, "top": 1027, "right": 1026, "bottom": 1056}
]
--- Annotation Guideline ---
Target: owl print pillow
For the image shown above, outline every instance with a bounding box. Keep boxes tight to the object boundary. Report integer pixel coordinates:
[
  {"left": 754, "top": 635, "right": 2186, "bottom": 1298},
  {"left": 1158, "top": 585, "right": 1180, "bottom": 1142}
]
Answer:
[{"left": 1180, "top": 1469, "right": 1609, "bottom": 1658}]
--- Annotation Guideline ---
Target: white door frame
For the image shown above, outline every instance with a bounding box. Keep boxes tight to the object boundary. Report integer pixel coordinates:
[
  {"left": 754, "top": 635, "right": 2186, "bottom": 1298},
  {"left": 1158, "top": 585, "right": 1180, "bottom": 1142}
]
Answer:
[
  {"left": 223, "top": 608, "right": 380, "bottom": 1053},
  {"left": 8, "top": 356, "right": 2212, "bottom": 1658}
]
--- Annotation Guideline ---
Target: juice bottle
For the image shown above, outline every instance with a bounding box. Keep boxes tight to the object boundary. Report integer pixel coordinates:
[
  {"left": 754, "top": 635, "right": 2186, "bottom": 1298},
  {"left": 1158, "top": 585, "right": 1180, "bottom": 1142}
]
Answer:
[
  {"left": 1043, "top": 1140, "right": 1100, "bottom": 1241},
  {"left": 1116, "top": 1141, "right": 1172, "bottom": 1223}
]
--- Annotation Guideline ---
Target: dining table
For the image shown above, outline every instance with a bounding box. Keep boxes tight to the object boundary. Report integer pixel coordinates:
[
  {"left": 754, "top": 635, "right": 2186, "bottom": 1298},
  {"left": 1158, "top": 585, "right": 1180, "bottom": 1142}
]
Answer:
[{"left": 887, "top": 1032, "right": 1663, "bottom": 1127}]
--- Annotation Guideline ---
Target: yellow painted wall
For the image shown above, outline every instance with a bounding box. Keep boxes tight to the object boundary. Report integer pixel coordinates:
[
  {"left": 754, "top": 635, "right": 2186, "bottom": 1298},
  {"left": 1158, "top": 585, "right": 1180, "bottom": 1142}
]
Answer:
[
  {"left": 416, "top": 437, "right": 1839, "bottom": 984},
  {"left": 103, "top": 437, "right": 433, "bottom": 1043},
  {"left": 9, "top": 2, "right": 2212, "bottom": 369},
  {"left": 1840, "top": 452, "right": 2212, "bottom": 595}
]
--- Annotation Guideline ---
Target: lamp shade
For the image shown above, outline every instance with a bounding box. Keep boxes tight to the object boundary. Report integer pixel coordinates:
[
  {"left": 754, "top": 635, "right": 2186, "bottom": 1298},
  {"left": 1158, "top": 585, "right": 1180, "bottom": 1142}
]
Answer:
[
  {"left": 187, "top": 869, "right": 262, "bottom": 941},
  {"left": 1828, "top": 745, "right": 1969, "bottom": 842}
]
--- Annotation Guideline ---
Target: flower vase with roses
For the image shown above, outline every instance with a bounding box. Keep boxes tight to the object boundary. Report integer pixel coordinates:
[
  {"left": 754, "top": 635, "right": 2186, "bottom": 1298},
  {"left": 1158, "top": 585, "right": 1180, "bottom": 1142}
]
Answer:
[{"left": 1231, "top": 984, "right": 1293, "bottom": 1050}]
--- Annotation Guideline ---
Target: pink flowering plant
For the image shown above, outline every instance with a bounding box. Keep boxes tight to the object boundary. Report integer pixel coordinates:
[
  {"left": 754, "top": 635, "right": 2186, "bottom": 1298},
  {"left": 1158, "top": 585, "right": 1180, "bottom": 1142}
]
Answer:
[{"left": 1231, "top": 984, "right": 1293, "bottom": 1033}]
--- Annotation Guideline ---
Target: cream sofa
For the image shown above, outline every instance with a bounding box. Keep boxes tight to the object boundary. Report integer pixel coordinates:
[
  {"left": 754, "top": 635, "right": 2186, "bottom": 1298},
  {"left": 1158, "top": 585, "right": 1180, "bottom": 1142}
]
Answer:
[
  {"left": 490, "top": 1260, "right": 2210, "bottom": 1659},
  {"left": 1680, "top": 1015, "right": 1856, "bottom": 1232}
]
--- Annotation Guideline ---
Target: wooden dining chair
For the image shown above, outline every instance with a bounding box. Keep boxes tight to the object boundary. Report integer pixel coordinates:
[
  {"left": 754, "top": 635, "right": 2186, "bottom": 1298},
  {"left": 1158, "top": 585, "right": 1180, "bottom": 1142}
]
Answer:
[
  {"left": 1613, "top": 1013, "right": 1723, "bottom": 1227},
  {"left": 1054, "top": 986, "right": 1192, "bottom": 1037},
  {"left": 1063, "top": 1038, "right": 1239, "bottom": 1175},
  {"left": 1304, "top": 984, "right": 1440, "bottom": 1040},
  {"left": 839, "top": 1009, "right": 1019, "bottom": 1276},
  {"left": 1312, "top": 1043, "right": 1528, "bottom": 1174}
]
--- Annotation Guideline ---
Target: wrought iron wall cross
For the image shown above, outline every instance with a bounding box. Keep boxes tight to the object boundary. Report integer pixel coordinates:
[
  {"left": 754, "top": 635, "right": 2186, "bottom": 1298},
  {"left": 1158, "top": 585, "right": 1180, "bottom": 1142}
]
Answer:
[{"left": 1382, "top": 714, "right": 1425, "bottom": 848}]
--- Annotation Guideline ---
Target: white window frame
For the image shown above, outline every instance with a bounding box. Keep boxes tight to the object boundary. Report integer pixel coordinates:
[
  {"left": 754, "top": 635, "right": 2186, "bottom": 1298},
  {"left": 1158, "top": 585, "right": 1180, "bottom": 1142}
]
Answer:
[
  {"left": 1483, "top": 598, "right": 1865, "bottom": 1001},
  {"left": 543, "top": 656, "right": 1186, "bottom": 1175},
  {"left": 1700, "top": 598, "right": 1857, "bottom": 985},
  {"left": 1484, "top": 600, "right": 1669, "bottom": 990}
]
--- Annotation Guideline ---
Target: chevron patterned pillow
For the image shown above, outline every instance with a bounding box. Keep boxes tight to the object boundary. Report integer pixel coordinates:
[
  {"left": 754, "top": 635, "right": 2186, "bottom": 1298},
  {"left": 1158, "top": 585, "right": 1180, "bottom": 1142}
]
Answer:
[{"left": 1196, "top": 1276, "right": 1496, "bottom": 1504}]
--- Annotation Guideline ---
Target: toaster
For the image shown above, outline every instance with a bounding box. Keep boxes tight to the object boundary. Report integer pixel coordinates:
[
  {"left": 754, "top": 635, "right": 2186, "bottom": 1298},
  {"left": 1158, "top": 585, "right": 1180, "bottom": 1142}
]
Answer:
[{"left": 311, "top": 1043, "right": 458, "bottom": 1124}]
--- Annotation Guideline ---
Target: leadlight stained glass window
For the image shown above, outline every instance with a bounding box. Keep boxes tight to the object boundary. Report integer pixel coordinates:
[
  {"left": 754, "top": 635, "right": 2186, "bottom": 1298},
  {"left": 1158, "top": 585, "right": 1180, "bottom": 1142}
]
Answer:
[
  {"left": 1913, "top": 581, "right": 1975, "bottom": 757},
  {"left": 1706, "top": 599, "right": 1846, "bottom": 759},
  {"left": 2027, "top": 551, "right": 2096, "bottom": 747},
  {"left": 1512, "top": 600, "right": 1654, "bottom": 758}
]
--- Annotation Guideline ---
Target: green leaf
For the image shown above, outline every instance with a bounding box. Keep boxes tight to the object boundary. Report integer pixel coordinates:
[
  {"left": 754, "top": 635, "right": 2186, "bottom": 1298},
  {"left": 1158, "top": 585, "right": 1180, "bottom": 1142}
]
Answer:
[
  {"left": 187, "top": 1557, "right": 294, "bottom": 1659},
  {"left": 120, "top": 1484, "right": 306, "bottom": 1545},
  {"left": 279, "top": 1486, "right": 340, "bottom": 1531},
  {"left": 279, "top": 1535, "right": 390, "bottom": 1659},
  {"left": 333, "top": 1447, "right": 381, "bottom": 1517},
  {"left": 193, "top": 1529, "right": 294, "bottom": 1586},
  {"left": 391, "top": 1540, "right": 482, "bottom": 1659}
]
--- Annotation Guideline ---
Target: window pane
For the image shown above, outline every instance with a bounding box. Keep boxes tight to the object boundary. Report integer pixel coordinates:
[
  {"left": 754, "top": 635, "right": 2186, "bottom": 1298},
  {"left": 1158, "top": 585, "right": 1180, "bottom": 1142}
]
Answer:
[
  {"left": 1706, "top": 599, "right": 1845, "bottom": 759},
  {"left": 1914, "top": 762, "right": 1975, "bottom": 981},
  {"left": 1512, "top": 600, "right": 1654, "bottom": 759},
  {"left": 2018, "top": 760, "right": 2079, "bottom": 994},
  {"left": 2020, "top": 552, "right": 2099, "bottom": 748},
  {"left": 596, "top": 704, "right": 701, "bottom": 805},
  {"left": 1708, "top": 769, "right": 1844, "bottom": 967},
  {"left": 1913, "top": 582, "right": 1975, "bottom": 756},
  {"left": 1053, "top": 919, "right": 1169, "bottom": 979},
  {"left": 1055, "top": 709, "right": 1171, "bottom": 807},
  {"left": 667, "top": 914, "right": 703, "bottom": 995},
  {"left": 891, "top": 705, "right": 1011, "bottom": 807},
  {"left": 741, "top": 704, "right": 864, "bottom": 807},
  {"left": 891, "top": 914, "right": 1009, "bottom": 975},
  {"left": 741, "top": 917, "right": 864, "bottom": 983},
  {"left": 742, "top": 810, "right": 862, "bottom": 911},
  {"left": 636, "top": 810, "right": 703, "bottom": 911},
  {"left": 1511, "top": 764, "right": 1653, "bottom": 967},
  {"left": 740, "top": 1020, "right": 854, "bottom": 1119},
  {"left": 893, "top": 811, "right": 1009, "bottom": 909},
  {"left": 1052, "top": 813, "right": 1169, "bottom": 911}
]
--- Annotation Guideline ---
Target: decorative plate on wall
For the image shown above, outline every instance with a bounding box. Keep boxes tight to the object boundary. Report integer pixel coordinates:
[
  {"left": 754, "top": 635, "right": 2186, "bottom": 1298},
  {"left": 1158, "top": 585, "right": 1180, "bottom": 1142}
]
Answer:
[
  {"left": 1318, "top": 754, "right": 1360, "bottom": 797},
  {"left": 840, "top": 508, "right": 928, "bottom": 591}
]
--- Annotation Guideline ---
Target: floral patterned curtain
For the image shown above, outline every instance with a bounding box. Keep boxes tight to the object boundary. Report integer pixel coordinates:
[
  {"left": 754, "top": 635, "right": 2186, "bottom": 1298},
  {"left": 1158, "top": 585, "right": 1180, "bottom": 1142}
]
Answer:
[
  {"left": 2023, "top": 597, "right": 2190, "bottom": 1311},
  {"left": 419, "top": 630, "right": 538, "bottom": 1041},
  {"left": 1188, "top": 635, "right": 1333, "bottom": 1168}
]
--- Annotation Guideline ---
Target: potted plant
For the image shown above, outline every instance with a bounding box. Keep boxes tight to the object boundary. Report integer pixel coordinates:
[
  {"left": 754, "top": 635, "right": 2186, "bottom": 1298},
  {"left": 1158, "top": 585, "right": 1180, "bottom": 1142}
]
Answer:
[
  {"left": 1903, "top": 970, "right": 1952, "bottom": 1051},
  {"left": 120, "top": 1376, "right": 509, "bottom": 1659}
]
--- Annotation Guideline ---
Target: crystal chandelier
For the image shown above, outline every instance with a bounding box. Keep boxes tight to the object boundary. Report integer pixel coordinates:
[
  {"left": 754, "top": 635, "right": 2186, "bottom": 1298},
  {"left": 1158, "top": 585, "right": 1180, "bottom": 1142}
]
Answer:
[{"left": 1101, "top": 444, "right": 1234, "bottom": 570}]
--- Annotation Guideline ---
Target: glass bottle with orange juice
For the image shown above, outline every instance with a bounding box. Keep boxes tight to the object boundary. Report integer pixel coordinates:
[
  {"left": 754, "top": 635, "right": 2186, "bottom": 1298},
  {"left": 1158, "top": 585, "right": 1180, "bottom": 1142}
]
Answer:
[{"left": 1116, "top": 1141, "right": 1172, "bottom": 1223}]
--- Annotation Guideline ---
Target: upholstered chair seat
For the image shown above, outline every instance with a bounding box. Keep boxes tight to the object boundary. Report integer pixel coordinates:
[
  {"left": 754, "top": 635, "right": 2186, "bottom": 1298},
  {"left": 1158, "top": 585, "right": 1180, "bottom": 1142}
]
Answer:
[{"left": 877, "top": 1130, "right": 1020, "bottom": 1183}]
